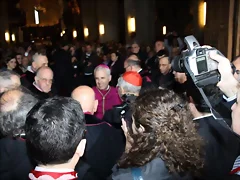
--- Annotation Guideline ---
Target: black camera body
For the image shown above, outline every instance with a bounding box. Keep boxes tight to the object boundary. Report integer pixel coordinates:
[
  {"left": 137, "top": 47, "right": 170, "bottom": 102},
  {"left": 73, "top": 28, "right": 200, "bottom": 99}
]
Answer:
[
  {"left": 172, "top": 35, "right": 224, "bottom": 88},
  {"left": 112, "top": 102, "right": 129, "bottom": 120}
]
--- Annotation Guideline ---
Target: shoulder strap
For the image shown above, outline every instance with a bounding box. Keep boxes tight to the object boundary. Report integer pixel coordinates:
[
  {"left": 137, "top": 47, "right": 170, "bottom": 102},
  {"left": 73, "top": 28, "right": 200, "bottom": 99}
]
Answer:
[{"left": 131, "top": 167, "right": 144, "bottom": 180}]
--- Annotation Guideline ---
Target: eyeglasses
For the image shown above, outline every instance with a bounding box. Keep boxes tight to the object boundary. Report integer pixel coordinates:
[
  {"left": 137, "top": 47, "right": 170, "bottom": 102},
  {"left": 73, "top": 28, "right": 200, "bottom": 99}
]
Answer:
[{"left": 39, "top": 78, "right": 53, "bottom": 84}]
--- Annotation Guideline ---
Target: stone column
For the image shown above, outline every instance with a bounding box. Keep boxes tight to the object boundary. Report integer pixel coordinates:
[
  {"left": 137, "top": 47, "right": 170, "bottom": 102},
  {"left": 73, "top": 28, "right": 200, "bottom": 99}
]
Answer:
[
  {"left": 232, "top": 0, "right": 240, "bottom": 58},
  {"left": 124, "top": 0, "right": 136, "bottom": 45},
  {"left": 80, "top": 0, "right": 99, "bottom": 41},
  {"left": 191, "top": 0, "right": 204, "bottom": 44},
  {"left": 0, "top": 0, "right": 9, "bottom": 43},
  {"left": 124, "top": 0, "right": 155, "bottom": 46},
  {"left": 135, "top": 0, "right": 155, "bottom": 45},
  {"left": 203, "top": 0, "right": 234, "bottom": 59},
  {"left": 96, "top": 0, "right": 119, "bottom": 42}
]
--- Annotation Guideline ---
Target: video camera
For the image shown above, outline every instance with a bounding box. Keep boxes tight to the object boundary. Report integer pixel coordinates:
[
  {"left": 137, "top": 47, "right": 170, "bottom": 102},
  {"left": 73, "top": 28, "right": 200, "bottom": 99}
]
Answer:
[{"left": 171, "top": 35, "right": 225, "bottom": 88}]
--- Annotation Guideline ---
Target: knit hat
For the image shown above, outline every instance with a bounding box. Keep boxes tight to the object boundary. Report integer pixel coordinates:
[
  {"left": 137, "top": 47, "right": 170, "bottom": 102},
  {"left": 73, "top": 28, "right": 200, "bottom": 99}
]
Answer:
[{"left": 122, "top": 71, "right": 142, "bottom": 86}]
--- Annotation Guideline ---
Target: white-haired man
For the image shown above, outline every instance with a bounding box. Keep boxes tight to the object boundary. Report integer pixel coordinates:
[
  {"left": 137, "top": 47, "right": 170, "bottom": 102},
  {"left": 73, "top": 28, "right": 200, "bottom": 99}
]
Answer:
[
  {"left": 22, "top": 52, "right": 48, "bottom": 88},
  {"left": 29, "top": 66, "right": 54, "bottom": 100},
  {"left": 0, "top": 70, "right": 21, "bottom": 94},
  {"left": 103, "top": 71, "right": 143, "bottom": 127},
  {"left": 92, "top": 65, "right": 121, "bottom": 119}
]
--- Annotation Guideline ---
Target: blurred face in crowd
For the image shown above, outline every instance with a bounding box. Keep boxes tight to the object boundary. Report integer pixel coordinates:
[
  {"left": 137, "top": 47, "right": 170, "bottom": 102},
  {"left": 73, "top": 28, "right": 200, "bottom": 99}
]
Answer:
[
  {"left": 131, "top": 43, "right": 140, "bottom": 54},
  {"left": 86, "top": 45, "right": 92, "bottom": 54},
  {"left": 102, "top": 55, "right": 108, "bottom": 62},
  {"left": 35, "top": 68, "right": 53, "bottom": 93},
  {"left": 173, "top": 71, "right": 187, "bottom": 84},
  {"left": 148, "top": 51, "right": 154, "bottom": 58},
  {"left": 7, "top": 58, "right": 17, "bottom": 70},
  {"left": 111, "top": 53, "right": 118, "bottom": 62},
  {"left": 82, "top": 46, "right": 86, "bottom": 52},
  {"left": 11, "top": 75, "right": 21, "bottom": 89},
  {"left": 22, "top": 56, "right": 29, "bottom": 68},
  {"left": 231, "top": 89, "right": 240, "bottom": 135},
  {"left": 70, "top": 46, "right": 75, "bottom": 56},
  {"left": 16, "top": 55, "right": 23, "bottom": 65},
  {"left": 146, "top": 46, "right": 151, "bottom": 53},
  {"left": 62, "top": 45, "right": 69, "bottom": 52},
  {"left": 95, "top": 69, "right": 111, "bottom": 90},
  {"left": 32, "top": 55, "right": 48, "bottom": 71},
  {"left": 0, "top": 74, "right": 21, "bottom": 93},
  {"left": 159, "top": 57, "right": 171, "bottom": 75},
  {"left": 172, "top": 47, "right": 180, "bottom": 58},
  {"left": 118, "top": 43, "right": 122, "bottom": 48},
  {"left": 155, "top": 41, "right": 164, "bottom": 53},
  {"left": 233, "top": 57, "right": 240, "bottom": 81}
]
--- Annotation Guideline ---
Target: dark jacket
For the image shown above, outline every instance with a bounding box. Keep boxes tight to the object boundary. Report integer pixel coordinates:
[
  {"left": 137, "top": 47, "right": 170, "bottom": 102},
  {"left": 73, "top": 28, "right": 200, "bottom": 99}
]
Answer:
[
  {"left": 81, "top": 52, "right": 100, "bottom": 75},
  {"left": 132, "top": 51, "right": 148, "bottom": 69},
  {"left": 28, "top": 84, "right": 52, "bottom": 100},
  {"left": 21, "top": 70, "right": 35, "bottom": 89},
  {"left": 195, "top": 115, "right": 240, "bottom": 179},
  {"left": 52, "top": 49, "right": 74, "bottom": 96},
  {"left": 0, "top": 137, "right": 34, "bottom": 180},
  {"left": 152, "top": 69, "right": 175, "bottom": 90},
  {"left": 103, "top": 95, "right": 137, "bottom": 129},
  {"left": 138, "top": 69, "right": 156, "bottom": 89},
  {"left": 76, "top": 114, "right": 125, "bottom": 180},
  {"left": 110, "top": 59, "right": 125, "bottom": 87}
]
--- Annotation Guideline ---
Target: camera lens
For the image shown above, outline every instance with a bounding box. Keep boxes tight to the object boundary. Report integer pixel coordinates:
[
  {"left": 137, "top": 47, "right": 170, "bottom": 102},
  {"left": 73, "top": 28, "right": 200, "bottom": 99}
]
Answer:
[{"left": 171, "top": 55, "right": 184, "bottom": 73}]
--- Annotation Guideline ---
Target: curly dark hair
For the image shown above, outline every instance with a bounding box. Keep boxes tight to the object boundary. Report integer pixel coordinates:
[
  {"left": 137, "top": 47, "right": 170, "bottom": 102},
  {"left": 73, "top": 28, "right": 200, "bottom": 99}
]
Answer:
[{"left": 118, "top": 89, "right": 204, "bottom": 175}]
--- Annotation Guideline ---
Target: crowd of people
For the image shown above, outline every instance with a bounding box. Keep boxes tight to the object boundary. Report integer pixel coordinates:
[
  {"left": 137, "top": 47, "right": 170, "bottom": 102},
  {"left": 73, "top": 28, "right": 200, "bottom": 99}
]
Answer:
[{"left": 0, "top": 32, "right": 240, "bottom": 180}]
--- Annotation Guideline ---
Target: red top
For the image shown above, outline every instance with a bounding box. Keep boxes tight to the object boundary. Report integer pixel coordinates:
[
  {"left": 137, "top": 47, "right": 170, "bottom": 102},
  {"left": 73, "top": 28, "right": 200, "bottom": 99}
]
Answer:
[{"left": 29, "top": 170, "right": 78, "bottom": 180}]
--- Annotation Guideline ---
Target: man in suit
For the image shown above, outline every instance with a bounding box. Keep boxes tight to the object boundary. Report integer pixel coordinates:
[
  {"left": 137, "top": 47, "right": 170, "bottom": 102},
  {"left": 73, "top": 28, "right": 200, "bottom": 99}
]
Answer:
[
  {"left": 80, "top": 44, "right": 100, "bottom": 87},
  {"left": 72, "top": 86, "right": 125, "bottom": 180},
  {"left": 0, "top": 88, "right": 38, "bottom": 180},
  {"left": 29, "top": 66, "right": 54, "bottom": 100},
  {"left": 0, "top": 70, "right": 21, "bottom": 94},
  {"left": 21, "top": 52, "right": 48, "bottom": 88},
  {"left": 25, "top": 97, "right": 86, "bottom": 180}
]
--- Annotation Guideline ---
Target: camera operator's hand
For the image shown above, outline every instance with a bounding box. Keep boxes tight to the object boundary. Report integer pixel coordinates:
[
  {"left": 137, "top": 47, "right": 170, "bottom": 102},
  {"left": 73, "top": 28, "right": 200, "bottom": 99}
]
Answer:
[
  {"left": 189, "top": 102, "right": 203, "bottom": 119},
  {"left": 71, "top": 57, "right": 77, "bottom": 63},
  {"left": 209, "top": 51, "right": 239, "bottom": 98}
]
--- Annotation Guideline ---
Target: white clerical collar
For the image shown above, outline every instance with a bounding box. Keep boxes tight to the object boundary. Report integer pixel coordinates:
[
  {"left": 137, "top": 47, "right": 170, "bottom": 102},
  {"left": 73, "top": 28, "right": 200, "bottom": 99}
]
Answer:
[
  {"left": 137, "top": 69, "right": 143, "bottom": 73},
  {"left": 27, "top": 66, "right": 34, "bottom": 73},
  {"left": 35, "top": 166, "right": 74, "bottom": 173},
  {"left": 33, "top": 82, "right": 43, "bottom": 92},
  {"left": 193, "top": 114, "right": 213, "bottom": 121},
  {"left": 97, "top": 85, "right": 110, "bottom": 91}
]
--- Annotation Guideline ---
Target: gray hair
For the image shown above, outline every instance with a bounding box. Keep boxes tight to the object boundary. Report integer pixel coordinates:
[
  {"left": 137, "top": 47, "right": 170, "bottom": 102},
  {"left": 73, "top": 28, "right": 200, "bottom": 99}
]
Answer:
[
  {"left": 94, "top": 65, "right": 111, "bottom": 76},
  {"left": 32, "top": 52, "right": 46, "bottom": 63},
  {"left": 36, "top": 66, "right": 53, "bottom": 77},
  {"left": 117, "top": 76, "right": 141, "bottom": 94},
  {"left": 0, "top": 88, "right": 38, "bottom": 136},
  {"left": 0, "top": 70, "right": 20, "bottom": 90}
]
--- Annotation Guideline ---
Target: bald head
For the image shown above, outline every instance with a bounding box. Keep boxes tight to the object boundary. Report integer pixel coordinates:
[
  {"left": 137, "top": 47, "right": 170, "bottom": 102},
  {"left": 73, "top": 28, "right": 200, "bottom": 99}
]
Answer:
[
  {"left": 128, "top": 55, "right": 139, "bottom": 61},
  {"left": 71, "top": 86, "right": 98, "bottom": 114},
  {"left": 0, "top": 90, "right": 22, "bottom": 112},
  {"left": 124, "top": 55, "right": 141, "bottom": 72},
  {"left": 0, "top": 70, "right": 21, "bottom": 93},
  {"left": 0, "top": 88, "right": 38, "bottom": 136},
  {"left": 35, "top": 66, "right": 53, "bottom": 93}
]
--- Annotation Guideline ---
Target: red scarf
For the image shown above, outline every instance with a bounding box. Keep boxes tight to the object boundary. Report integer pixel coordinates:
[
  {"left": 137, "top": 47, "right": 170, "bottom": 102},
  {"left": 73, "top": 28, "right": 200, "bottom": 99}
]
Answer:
[{"left": 29, "top": 170, "right": 77, "bottom": 180}]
